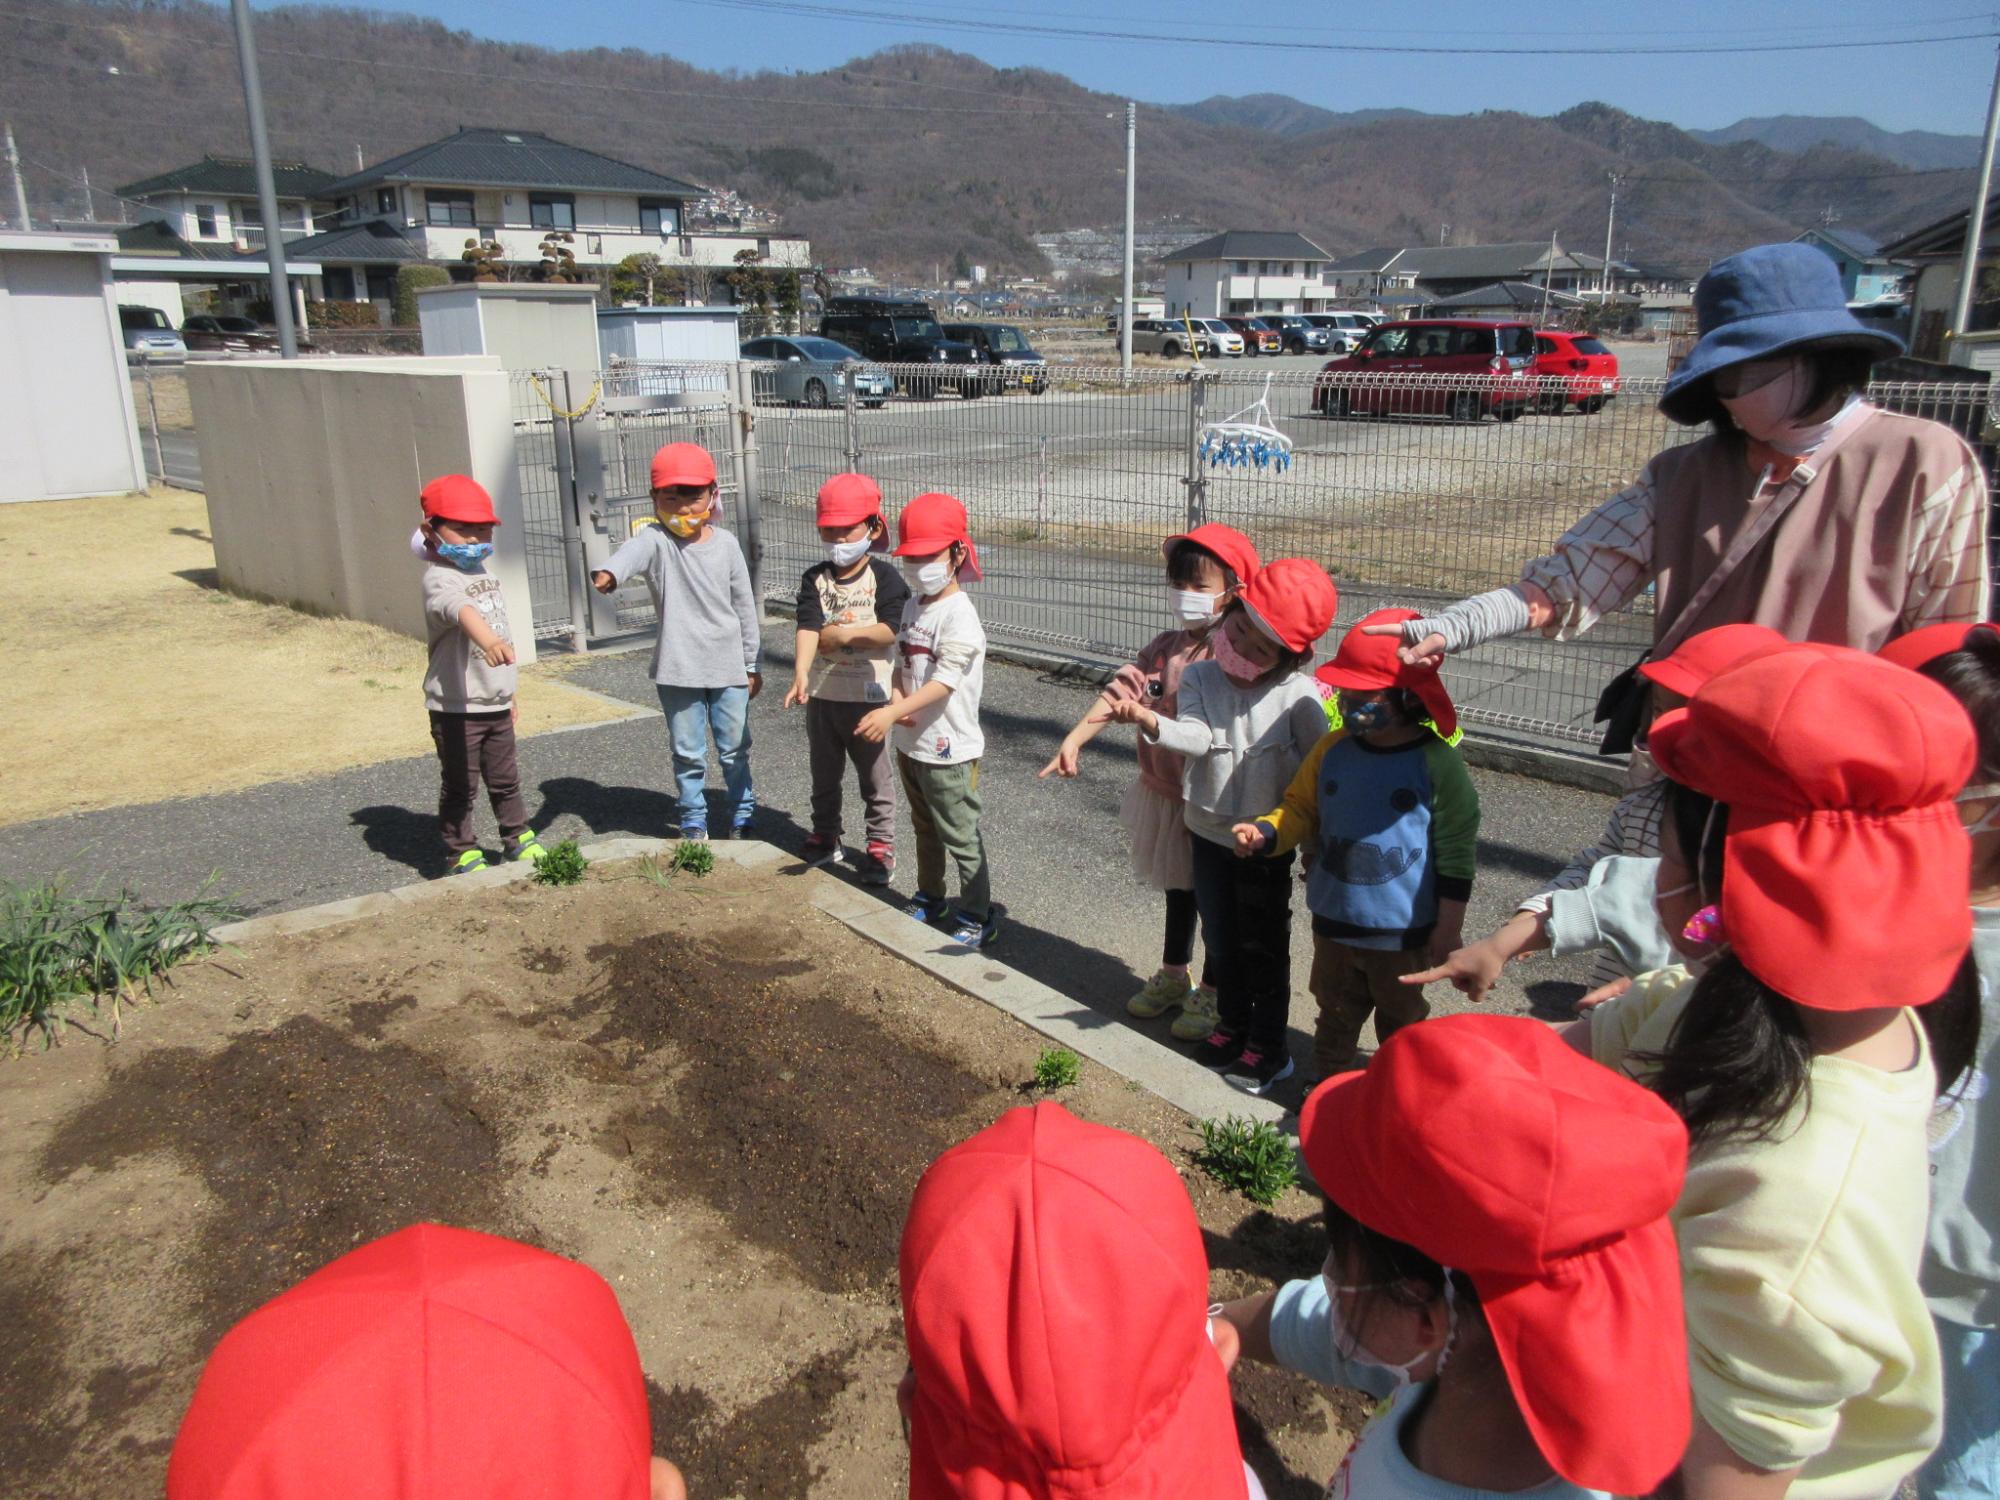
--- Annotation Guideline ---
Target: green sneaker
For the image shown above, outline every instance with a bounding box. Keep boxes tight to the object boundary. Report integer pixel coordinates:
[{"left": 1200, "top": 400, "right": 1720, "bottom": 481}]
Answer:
[
  {"left": 1169, "top": 983, "right": 1221, "bottom": 1041},
  {"left": 1127, "top": 967, "right": 1194, "bottom": 1018},
  {"left": 510, "top": 831, "right": 550, "bottom": 863},
  {"left": 448, "top": 849, "right": 489, "bottom": 876}
]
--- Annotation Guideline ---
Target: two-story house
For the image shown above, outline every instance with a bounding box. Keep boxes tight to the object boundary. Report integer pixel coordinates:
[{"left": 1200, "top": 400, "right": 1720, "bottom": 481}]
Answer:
[
  {"left": 1794, "top": 227, "right": 1906, "bottom": 305},
  {"left": 281, "top": 128, "right": 809, "bottom": 318},
  {"left": 1324, "top": 241, "right": 1639, "bottom": 302},
  {"left": 1163, "top": 231, "right": 1336, "bottom": 317},
  {"left": 116, "top": 156, "right": 336, "bottom": 252}
]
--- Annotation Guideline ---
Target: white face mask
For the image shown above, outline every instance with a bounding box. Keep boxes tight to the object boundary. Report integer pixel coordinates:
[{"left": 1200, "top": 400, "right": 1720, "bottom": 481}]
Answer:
[
  {"left": 1718, "top": 358, "right": 1837, "bottom": 454},
  {"left": 1171, "top": 588, "right": 1224, "bottom": 627},
  {"left": 1324, "top": 1264, "right": 1457, "bottom": 1390},
  {"left": 901, "top": 557, "right": 953, "bottom": 596},
  {"left": 826, "top": 537, "right": 872, "bottom": 568}
]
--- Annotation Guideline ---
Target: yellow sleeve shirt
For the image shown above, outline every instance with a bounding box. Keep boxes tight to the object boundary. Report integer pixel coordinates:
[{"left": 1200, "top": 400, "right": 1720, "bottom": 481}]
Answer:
[{"left": 1590, "top": 973, "right": 1943, "bottom": 1500}]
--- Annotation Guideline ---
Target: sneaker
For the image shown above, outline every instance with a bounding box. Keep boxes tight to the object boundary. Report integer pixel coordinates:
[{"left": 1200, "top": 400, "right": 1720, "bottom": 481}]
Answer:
[
  {"left": 678, "top": 826, "right": 710, "bottom": 843},
  {"left": 1127, "top": 967, "right": 1194, "bottom": 1019},
  {"left": 802, "top": 831, "right": 847, "bottom": 868},
  {"left": 1169, "top": 984, "right": 1221, "bottom": 1041},
  {"left": 508, "top": 831, "right": 550, "bottom": 864},
  {"left": 1194, "top": 1027, "right": 1247, "bottom": 1068},
  {"left": 448, "top": 849, "right": 488, "bottom": 876},
  {"left": 1223, "top": 1048, "right": 1296, "bottom": 1094},
  {"left": 905, "top": 891, "right": 949, "bottom": 925},
  {"left": 726, "top": 822, "right": 753, "bottom": 841},
  {"left": 858, "top": 842, "right": 895, "bottom": 886},
  {"left": 946, "top": 908, "right": 1001, "bottom": 949}
]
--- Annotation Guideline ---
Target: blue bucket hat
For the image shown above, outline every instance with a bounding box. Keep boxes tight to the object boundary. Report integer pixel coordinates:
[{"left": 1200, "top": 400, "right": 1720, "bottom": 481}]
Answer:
[{"left": 1659, "top": 243, "right": 1903, "bottom": 426}]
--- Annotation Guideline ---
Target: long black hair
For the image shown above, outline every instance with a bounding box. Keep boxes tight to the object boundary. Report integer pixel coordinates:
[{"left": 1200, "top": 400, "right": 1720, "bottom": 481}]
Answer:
[
  {"left": 1637, "top": 780, "right": 1978, "bottom": 1145},
  {"left": 1322, "top": 1198, "right": 1481, "bottom": 1320},
  {"left": 1703, "top": 343, "right": 1878, "bottom": 442},
  {"left": 1921, "top": 628, "right": 2000, "bottom": 782}
]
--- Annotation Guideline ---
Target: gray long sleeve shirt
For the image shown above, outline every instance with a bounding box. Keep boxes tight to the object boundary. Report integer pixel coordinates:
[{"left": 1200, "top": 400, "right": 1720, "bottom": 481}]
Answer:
[{"left": 603, "top": 523, "right": 761, "bottom": 688}]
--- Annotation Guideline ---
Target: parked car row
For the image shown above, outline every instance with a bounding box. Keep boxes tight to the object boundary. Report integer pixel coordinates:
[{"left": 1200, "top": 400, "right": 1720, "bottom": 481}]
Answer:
[{"left": 1311, "top": 318, "right": 1622, "bottom": 421}]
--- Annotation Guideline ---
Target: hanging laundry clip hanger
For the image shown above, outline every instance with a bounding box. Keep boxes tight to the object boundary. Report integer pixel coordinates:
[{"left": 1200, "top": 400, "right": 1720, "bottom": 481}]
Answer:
[{"left": 1198, "top": 375, "right": 1293, "bottom": 472}]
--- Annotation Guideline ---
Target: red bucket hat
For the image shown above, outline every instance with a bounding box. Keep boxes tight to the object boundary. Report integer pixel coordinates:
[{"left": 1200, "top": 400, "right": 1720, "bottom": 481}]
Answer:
[
  {"left": 1236, "top": 558, "right": 1337, "bottom": 655},
  {"left": 900, "top": 1103, "right": 1247, "bottom": 1500},
  {"left": 1649, "top": 644, "right": 1976, "bottom": 1010},
  {"left": 419, "top": 474, "right": 498, "bottom": 525},
  {"left": 1877, "top": 621, "right": 2000, "bottom": 673},
  {"left": 893, "top": 491, "right": 983, "bottom": 582},
  {"left": 1638, "top": 622, "right": 1788, "bottom": 700},
  {"left": 167, "top": 1224, "right": 654, "bottom": 1500},
  {"left": 1162, "top": 523, "right": 1261, "bottom": 587},
  {"left": 817, "top": 472, "right": 887, "bottom": 548},
  {"left": 649, "top": 441, "right": 717, "bottom": 490},
  {"left": 1302, "top": 1015, "right": 1690, "bottom": 1497},
  {"left": 1315, "top": 608, "right": 1459, "bottom": 738}
]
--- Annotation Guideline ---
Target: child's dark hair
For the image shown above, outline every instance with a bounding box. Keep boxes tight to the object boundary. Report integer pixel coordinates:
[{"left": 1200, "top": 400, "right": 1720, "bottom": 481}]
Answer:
[
  {"left": 1637, "top": 779, "right": 1978, "bottom": 1144},
  {"left": 1322, "top": 1199, "right": 1481, "bottom": 1330},
  {"left": 1920, "top": 628, "right": 2000, "bottom": 781},
  {"left": 1217, "top": 599, "right": 1311, "bottom": 676},
  {"left": 1704, "top": 344, "right": 1877, "bottom": 441},
  {"left": 1166, "top": 539, "right": 1241, "bottom": 591}
]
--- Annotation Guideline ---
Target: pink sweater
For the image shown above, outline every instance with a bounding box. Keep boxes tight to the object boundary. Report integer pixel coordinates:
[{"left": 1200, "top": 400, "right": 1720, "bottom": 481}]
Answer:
[{"left": 1102, "top": 628, "right": 1214, "bottom": 800}]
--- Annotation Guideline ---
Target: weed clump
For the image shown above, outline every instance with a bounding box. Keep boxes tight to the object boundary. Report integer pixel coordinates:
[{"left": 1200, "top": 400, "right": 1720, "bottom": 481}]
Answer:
[
  {"left": 669, "top": 841, "right": 717, "bottom": 877},
  {"left": 1193, "top": 1115, "right": 1299, "bottom": 1206},
  {"left": 531, "top": 840, "right": 590, "bottom": 887},
  {"left": 1032, "top": 1045, "right": 1081, "bottom": 1090}
]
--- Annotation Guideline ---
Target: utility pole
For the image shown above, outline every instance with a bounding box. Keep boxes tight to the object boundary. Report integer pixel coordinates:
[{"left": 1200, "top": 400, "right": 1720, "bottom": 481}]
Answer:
[
  {"left": 79, "top": 165, "right": 92, "bottom": 220},
  {"left": 229, "top": 0, "right": 298, "bottom": 357},
  {"left": 1538, "top": 231, "right": 1555, "bottom": 327},
  {"left": 1120, "top": 100, "right": 1135, "bottom": 380},
  {"left": 1600, "top": 172, "right": 1621, "bottom": 303},
  {"left": 1950, "top": 41, "right": 2000, "bottom": 341},
  {"left": 5, "top": 123, "right": 30, "bottom": 230}
]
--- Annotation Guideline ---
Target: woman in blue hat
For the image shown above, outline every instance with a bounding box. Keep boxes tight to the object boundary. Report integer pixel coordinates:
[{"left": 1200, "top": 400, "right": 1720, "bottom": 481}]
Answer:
[{"left": 1375, "top": 242, "right": 1988, "bottom": 700}]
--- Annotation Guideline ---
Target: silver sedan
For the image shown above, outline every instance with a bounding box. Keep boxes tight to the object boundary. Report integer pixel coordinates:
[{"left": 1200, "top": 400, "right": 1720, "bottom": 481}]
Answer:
[{"left": 742, "top": 335, "right": 895, "bottom": 408}]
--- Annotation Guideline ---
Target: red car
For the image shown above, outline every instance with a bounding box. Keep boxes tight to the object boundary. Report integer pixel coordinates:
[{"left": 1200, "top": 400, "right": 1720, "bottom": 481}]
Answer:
[
  {"left": 1532, "top": 330, "right": 1620, "bottom": 414},
  {"left": 1222, "top": 316, "right": 1283, "bottom": 355},
  {"left": 1312, "top": 319, "right": 1538, "bottom": 421}
]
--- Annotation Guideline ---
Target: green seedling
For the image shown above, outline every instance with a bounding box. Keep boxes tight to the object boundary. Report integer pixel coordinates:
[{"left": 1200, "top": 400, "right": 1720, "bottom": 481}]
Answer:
[
  {"left": 1032, "top": 1045, "right": 1081, "bottom": 1090},
  {"left": 1, "top": 876, "right": 238, "bottom": 1050},
  {"left": 669, "top": 840, "right": 717, "bottom": 877},
  {"left": 531, "top": 839, "right": 590, "bottom": 887},
  {"left": 1193, "top": 1114, "right": 1299, "bottom": 1206}
]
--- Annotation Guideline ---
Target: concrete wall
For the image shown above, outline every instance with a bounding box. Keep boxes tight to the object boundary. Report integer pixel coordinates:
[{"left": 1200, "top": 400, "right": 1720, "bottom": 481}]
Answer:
[
  {"left": 185, "top": 356, "right": 537, "bottom": 664},
  {"left": 0, "top": 234, "right": 148, "bottom": 503}
]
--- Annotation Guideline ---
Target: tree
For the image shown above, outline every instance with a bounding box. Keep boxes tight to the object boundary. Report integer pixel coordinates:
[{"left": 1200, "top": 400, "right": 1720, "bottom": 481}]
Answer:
[
  {"left": 727, "top": 247, "right": 777, "bottom": 333},
  {"left": 392, "top": 264, "right": 451, "bottom": 324},
  {"left": 611, "top": 252, "right": 665, "bottom": 305},
  {"left": 461, "top": 238, "right": 506, "bottom": 282},
  {"left": 535, "top": 230, "right": 581, "bottom": 283},
  {"left": 952, "top": 247, "right": 971, "bottom": 281}
]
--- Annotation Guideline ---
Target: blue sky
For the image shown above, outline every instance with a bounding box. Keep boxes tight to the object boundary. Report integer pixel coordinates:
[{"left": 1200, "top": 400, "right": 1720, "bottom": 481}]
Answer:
[{"left": 297, "top": 0, "right": 1999, "bottom": 136}]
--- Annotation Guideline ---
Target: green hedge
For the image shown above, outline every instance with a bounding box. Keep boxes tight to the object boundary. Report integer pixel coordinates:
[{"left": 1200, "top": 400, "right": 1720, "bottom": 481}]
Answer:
[
  {"left": 393, "top": 265, "right": 453, "bottom": 325},
  {"left": 304, "top": 299, "right": 382, "bottom": 329}
]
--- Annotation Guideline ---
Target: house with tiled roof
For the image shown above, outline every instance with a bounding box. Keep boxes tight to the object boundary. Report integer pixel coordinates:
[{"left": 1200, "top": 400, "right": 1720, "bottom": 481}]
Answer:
[
  {"left": 1793, "top": 227, "right": 1905, "bottom": 304},
  {"left": 1325, "top": 241, "right": 1637, "bottom": 301},
  {"left": 116, "top": 155, "right": 337, "bottom": 253},
  {"left": 1162, "top": 230, "right": 1336, "bottom": 316}
]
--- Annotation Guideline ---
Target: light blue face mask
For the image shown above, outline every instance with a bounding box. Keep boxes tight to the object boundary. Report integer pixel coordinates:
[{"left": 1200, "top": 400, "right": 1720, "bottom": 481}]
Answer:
[
  {"left": 1341, "top": 695, "right": 1395, "bottom": 734},
  {"left": 436, "top": 540, "right": 493, "bottom": 572}
]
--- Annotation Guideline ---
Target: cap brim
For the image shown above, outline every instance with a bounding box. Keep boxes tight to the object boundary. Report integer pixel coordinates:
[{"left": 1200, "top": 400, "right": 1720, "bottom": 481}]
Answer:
[
  {"left": 1659, "top": 316, "right": 1902, "bottom": 425},
  {"left": 1721, "top": 806, "right": 1972, "bottom": 1010},
  {"left": 1480, "top": 1220, "right": 1691, "bottom": 1495},
  {"left": 1312, "top": 663, "right": 1458, "bottom": 738},
  {"left": 1637, "top": 659, "right": 1703, "bottom": 698},
  {"left": 892, "top": 534, "right": 982, "bottom": 582}
]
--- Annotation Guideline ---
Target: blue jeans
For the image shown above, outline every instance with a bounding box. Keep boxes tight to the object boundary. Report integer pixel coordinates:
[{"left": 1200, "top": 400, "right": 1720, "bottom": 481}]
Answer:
[
  {"left": 655, "top": 684, "right": 753, "bottom": 834},
  {"left": 1919, "top": 1317, "right": 2000, "bottom": 1500}
]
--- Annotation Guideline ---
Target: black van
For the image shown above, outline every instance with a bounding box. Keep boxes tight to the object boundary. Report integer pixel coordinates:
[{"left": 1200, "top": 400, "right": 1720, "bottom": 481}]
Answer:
[
  {"left": 942, "top": 322, "right": 1049, "bottom": 394},
  {"left": 818, "top": 297, "right": 983, "bottom": 398}
]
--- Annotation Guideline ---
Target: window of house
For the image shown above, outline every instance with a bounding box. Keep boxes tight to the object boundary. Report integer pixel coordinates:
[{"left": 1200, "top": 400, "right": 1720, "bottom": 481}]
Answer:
[
  {"left": 1233, "top": 261, "right": 1248, "bottom": 275},
  {"left": 194, "top": 203, "right": 218, "bottom": 237},
  {"left": 426, "top": 190, "right": 474, "bottom": 228},
  {"left": 376, "top": 188, "right": 397, "bottom": 216},
  {"left": 529, "top": 194, "right": 575, "bottom": 230},
  {"left": 638, "top": 200, "right": 677, "bottom": 235},
  {"left": 757, "top": 237, "right": 771, "bottom": 258}
]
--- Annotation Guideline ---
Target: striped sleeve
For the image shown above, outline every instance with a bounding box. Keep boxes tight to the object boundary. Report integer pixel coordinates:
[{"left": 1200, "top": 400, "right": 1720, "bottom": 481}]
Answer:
[
  {"left": 1901, "top": 446, "right": 1991, "bottom": 629},
  {"left": 1518, "top": 466, "right": 1660, "bottom": 640}
]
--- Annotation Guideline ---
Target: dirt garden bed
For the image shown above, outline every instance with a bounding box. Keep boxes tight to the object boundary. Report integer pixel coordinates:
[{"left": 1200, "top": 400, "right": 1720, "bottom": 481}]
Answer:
[{"left": 0, "top": 853, "right": 1359, "bottom": 1500}]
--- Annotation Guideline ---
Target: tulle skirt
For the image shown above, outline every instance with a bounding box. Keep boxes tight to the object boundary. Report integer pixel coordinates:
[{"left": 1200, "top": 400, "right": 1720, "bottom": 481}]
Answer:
[{"left": 1121, "top": 780, "right": 1195, "bottom": 892}]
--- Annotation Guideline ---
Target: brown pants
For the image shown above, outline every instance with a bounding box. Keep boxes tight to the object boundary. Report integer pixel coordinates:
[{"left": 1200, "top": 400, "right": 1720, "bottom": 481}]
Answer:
[
  {"left": 1309, "top": 934, "right": 1433, "bottom": 1078},
  {"left": 806, "top": 697, "right": 897, "bottom": 848},
  {"left": 430, "top": 709, "right": 529, "bottom": 855}
]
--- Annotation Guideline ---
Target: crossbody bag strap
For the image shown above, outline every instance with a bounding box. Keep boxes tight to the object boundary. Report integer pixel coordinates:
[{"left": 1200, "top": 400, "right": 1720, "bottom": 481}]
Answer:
[{"left": 1649, "top": 404, "right": 1879, "bottom": 660}]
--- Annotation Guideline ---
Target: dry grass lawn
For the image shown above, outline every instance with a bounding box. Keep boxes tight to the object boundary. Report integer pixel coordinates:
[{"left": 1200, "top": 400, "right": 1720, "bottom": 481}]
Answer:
[
  {"left": 129, "top": 368, "right": 193, "bottom": 431},
  {"left": 1, "top": 489, "right": 640, "bottom": 826}
]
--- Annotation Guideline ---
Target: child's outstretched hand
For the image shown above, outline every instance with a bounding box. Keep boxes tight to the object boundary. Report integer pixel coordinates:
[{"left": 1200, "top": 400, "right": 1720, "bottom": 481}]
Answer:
[
  {"left": 482, "top": 639, "right": 517, "bottom": 668},
  {"left": 855, "top": 704, "right": 899, "bottom": 743},
  {"left": 1230, "top": 822, "right": 1269, "bottom": 857},
  {"left": 590, "top": 569, "right": 616, "bottom": 594},
  {"left": 782, "top": 675, "right": 811, "bottom": 709},
  {"left": 1574, "top": 974, "right": 1633, "bottom": 1012},
  {"left": 1402, "top": 936, "right": 1505, "bottom": 1003},
  {"left": 1039, "top": 739, "right": 1082, "bottom": 779},
  {"left": 1098, "top": 698, "right": 1158, "bottom": 735}
]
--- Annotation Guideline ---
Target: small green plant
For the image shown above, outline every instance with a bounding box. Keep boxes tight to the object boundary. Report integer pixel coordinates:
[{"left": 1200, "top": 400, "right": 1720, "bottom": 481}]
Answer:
[
  {"left": 531, "top": 839, "right": 590, "bottom": 887},
  {"left": 1, "top": 878, "right": 239, "bottom": 1049},
  {"left": 669, "top": 840, "right": 717, "bottom": 877},
  {"left": 1193, "top": 1115, "right": 1299, "bottom": 1206},
  {"left": 1032, "top": 1045, "right": 1081, "bottom": 1090}
]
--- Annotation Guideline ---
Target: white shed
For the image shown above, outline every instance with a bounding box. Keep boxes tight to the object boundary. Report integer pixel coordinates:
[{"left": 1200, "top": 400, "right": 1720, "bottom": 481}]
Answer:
[
  {"left": 0, "top": 232, "right": 148, "bottom": 503},
  {"left": 415, "top": 282, "right": 601, "bottom": 372},
  {"left": 597, "top": 304, "right": 743, "bottom": 363}
]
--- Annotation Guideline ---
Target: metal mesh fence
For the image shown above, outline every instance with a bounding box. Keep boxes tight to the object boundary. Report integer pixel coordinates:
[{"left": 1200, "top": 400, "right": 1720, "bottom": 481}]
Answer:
[
  {"left": 509, "top": 370, "right": 580, "bottom": 642},
  {"left": 548, "top": 361, "right": 1994, "bottom": 751}
]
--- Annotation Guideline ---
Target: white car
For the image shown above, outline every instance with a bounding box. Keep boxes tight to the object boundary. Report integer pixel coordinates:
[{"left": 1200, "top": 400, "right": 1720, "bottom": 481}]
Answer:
[
  {"left": 1305, "top": 312, "right": 1376, "bottom": 353},
  {"left": 1195, "top": 318, "right": 1246, "bottom": 357}
]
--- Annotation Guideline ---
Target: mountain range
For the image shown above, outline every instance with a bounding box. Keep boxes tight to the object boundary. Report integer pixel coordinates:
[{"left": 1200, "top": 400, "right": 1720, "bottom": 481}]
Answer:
[{"left": 0, "top": 0, "right": 1978, "bottom": 280}]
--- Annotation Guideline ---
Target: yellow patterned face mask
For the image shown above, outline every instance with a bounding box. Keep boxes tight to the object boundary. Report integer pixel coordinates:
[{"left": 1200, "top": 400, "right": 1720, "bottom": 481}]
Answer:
[{"left": 661, "top": 508, "right": 710, "bottom": 538}]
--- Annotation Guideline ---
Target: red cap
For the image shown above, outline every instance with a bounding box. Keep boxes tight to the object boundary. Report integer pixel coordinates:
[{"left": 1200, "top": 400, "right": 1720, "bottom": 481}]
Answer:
[
  {"left": 816, "top": 472, "right": 885, "bottom": 545},
  {"left": 893, "top": 492, "right": 983, "bottom": 582},
  {"left": 167, "top": 1224, "right": 653, "bottom": 1500},
  {"left": 649, "top": 441, "right": 717, "bottom": 490},
  {"left": 1315, "top": 608, "right": 1459, "bottom": 738},
  {"left": 1877, "top": 621, "right": 1999, "bottom": 673},
  {"left": 1649, "top": 644, "right": 1976, "bottom": 1010},
  {"left": 419, "top": 474, "right": 498, "bottom": 525},
  {"left": 900, "top": 1103, "right": 1246, "bottom": 1500},
  {"left": 1162, "top": 523, "right": 1261, "bottom": 587},
  {"left": 1637, "top": 622, "right": 1788, "bottom": 700},
  {"left": 1236, "top": 558, "right": 1337, "bottom": 655},
  {"left": 1302, "top": 1016, "right": 1690, "bottom": 1496}
]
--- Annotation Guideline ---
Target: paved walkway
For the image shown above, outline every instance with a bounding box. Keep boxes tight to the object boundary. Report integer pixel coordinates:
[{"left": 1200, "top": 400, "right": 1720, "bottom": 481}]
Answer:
[{"left": 1, "top": 624, "right": 1616, "bottom": 1091}]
